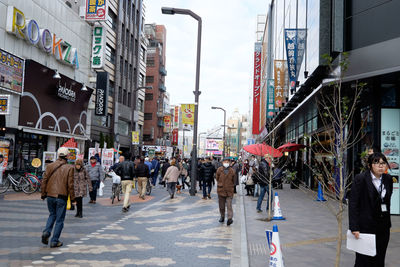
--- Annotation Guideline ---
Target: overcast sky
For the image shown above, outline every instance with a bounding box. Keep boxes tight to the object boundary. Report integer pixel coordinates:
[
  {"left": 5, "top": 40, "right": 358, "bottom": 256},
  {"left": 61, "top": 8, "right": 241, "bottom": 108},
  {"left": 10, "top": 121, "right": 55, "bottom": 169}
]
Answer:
[{"left": 145, "top": 0, "right": 268, "bottom": 133}]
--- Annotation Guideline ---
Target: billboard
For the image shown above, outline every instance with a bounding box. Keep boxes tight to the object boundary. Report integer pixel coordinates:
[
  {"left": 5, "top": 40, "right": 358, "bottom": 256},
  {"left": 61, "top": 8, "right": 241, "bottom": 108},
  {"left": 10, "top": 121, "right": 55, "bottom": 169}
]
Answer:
[
  {"left": 95, "top": 72, "right": 109, "bottom": 116},
  {"left": 91, "top": 25, "right": 106, "bottom": 69},
  {"left": 181, "top": 104, "right": 195, "bottom": 125},
  {"left": 274, "top": 60, "right": 288, "bottom": 108},
  {"left": 163, "top": 115, "right": 172, "bottom": 133},
  {"left": 206, "top": 139, "right": 223, "bottom": 151},
  {"left": 173, "top": 106, "right": 179, "bottom": 128},
  {"left": 252, "top": 42, "right": 262, "bottom": 134},
  {"left": 0, "top": 48, "right": 24, "bottom": 94},
  {"left": 85, "top": 0, "right": 108, "bottom": 21}
]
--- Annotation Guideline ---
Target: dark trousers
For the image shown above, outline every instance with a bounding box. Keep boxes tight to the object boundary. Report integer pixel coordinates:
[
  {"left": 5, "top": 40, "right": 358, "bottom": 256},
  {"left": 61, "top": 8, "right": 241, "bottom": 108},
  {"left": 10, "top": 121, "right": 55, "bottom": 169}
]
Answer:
[
  {"left": 354, "top": 228, "right": 390, "bottom": 267},
  {"left": 43, "top": 197, "right": 67, "bottom": 244},
  {"left": 89, "top": 180, "right": 100, "bottom": 201},
  {"left": 202, "top": 180, "right": 212, "bottom": 197},
  {"left": 75, "top": 197, "right": 82, "bottom": 215}
]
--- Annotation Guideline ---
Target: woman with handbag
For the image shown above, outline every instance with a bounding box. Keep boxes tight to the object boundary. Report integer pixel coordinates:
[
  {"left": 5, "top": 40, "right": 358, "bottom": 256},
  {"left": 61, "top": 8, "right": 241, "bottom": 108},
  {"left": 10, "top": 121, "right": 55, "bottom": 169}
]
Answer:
[
  {"left": 162, "top": 159, "right": 180, "bottom": 199},
  {"left": 73, "top": 159, "right": 92, "bottom": 218}
]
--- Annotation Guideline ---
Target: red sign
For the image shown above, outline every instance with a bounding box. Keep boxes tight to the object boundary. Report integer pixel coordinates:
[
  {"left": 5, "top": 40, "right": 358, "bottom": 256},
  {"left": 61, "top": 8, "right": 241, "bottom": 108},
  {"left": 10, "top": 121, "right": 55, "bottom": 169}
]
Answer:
[
  {"left": 172, "top": 128, "right": 179, "bottom": 146},
  {"left": 174, "top": 106, "right": 179, "bottom": 128},
  {"left": 252, "top": 42, "right": 262, "bottom": 134}
]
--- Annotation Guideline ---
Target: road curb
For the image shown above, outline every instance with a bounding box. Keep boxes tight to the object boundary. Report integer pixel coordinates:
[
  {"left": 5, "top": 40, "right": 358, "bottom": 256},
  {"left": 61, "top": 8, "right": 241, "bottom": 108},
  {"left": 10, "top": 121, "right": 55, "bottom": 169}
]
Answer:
[{"left": 230, "top": 185, "right": 249, "bottom": 267}]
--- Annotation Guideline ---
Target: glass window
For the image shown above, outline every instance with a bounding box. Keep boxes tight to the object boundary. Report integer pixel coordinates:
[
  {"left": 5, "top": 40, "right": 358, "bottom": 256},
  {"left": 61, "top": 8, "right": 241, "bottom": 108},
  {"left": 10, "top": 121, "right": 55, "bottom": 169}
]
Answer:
[
  {"left": 144, "top": 113, "right": 153, "bottom": 120},
  {"left": 118, "top": 87, "right": 122, "bottom": 103},
  {"left": 138, "top": 73, "right": 144, "bottom": 87},
  {"left": 106, "top": 9, "right": 117, "bottom": 31},
  {"left": 123, "top": 89, "right": 127, "bottom": 105},
  {"left": 147, "top": 57, "right": 155, "bottom": 67},
  {"left": 128, "top": 92, "right": 131, "bottom": 107},
  {"left": 141, "top": 46, "right": 146, "bottom": 62},
  {"left": 146, "top": 76, "right": 154, "bottom": 83},
  {"left": 109, "top": 80, "right": 115, "bottom": 96},
  {"left": 145, "top": 93, "right": 153, "bottom": 101},
  {"left": 118, "top": 120, "right": 130, "bottom": 136},
  {"left": 137, "top": 98, "right": 144, "bottom": 112},
  {"left": 105, "top": 44, "right": 116, "bottom": 65}
]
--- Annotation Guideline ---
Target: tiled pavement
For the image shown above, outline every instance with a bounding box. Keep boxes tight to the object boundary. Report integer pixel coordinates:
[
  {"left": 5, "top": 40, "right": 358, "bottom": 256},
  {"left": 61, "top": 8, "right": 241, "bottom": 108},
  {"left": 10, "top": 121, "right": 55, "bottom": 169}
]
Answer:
[
  {"left": 0, "top": 181, "right": 235, "bottom": 267},
  {"left": 243, "top": 183, "right": 400, "bottom": 267}
]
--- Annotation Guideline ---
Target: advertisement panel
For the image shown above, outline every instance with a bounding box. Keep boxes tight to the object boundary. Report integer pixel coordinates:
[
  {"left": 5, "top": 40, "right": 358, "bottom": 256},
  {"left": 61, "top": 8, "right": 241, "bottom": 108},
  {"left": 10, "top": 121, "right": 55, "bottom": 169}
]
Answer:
[
  {"left": 252, "top": 42, "right": 262, "bottom": 134},
  {"left": 0, "top": 95, "right": 10, "bottom": 115},
  {"left": 266, "top": 79, "right": 275, "bottom": 118},
  {"left": 181, "top": 104, "right": 195, "bottom": 126},
  {"left": 172, "top": 128, "right": 179, "bottom": 146},
  {"left": 101, "top": 148, "right": 114, "bottom": 170},
  {"left": 91, "top": 25, "right": 106, "bottom": 69},
  {"left": 0, "top": 48, "right": 24, "bottom": 94},
  {"left": 95, "top": 72, "right": 109, "bottom": 116},
  {"left": 285, "top": 29, "right": 307, "bottom": 92},
  {"left": 85, "top": 0, "right": 108, "bottom": 21},
  {"left": 163, "top": 115, "right": 172, "bottom": 133},
  {"left": 274, "top": 60, "right": 287, "bottom": 108},
  {"left": 381, "top": 109, "right": 400, "bottom": 177},
  {"left": 132, "top": 131, "right": 139, "bottom": 145},
  {"left": 174, "top": 106, "right": 179, "bottom": 128}
]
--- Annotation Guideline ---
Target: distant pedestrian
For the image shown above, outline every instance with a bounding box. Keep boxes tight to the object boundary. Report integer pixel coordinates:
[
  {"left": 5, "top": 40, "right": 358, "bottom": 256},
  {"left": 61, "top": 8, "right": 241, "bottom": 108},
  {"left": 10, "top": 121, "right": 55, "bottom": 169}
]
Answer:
[
  {"left": 115, "top": 156, "right": 136, "bottom": 212},
  {"left": 179, "top": 159, "right": 190, "bottom": 189},
  {"left": 161, "top": 158, "right": 170, "bottom": 187},
  {"left": 163, "top": 159, "right": 180, "bottom": 199},
  {"left": 255, "top": 156, "right": 273, "bottom": 213},
  {"left": 200, "top": 157, "right": 216, "bottom": 199},
  {"left": 0, "top": 154, "right": 6, "bottom": 185},
  {"left": 144, "top": 157, "right": 153, "bottom": 176},
  {"left": 86, "top": 156, "right": 105, "bottom": 204},
  {"left": 151, "top": 157, "right": 160, "bottom": 186},
  {"left": 73, "top": 159, "right": 92, "bottom": 218},
  {"left": 216, "top": 158, "right": 235, "bottom": 226},
  {"left": 349, "top": 152, "right": 393, "bottom": 267},
  {"left": 135, "top": 157, "right": 150, "bottom": 200},
  {"left": 41, "top": 147, "right": 75, "bottom": 248}
]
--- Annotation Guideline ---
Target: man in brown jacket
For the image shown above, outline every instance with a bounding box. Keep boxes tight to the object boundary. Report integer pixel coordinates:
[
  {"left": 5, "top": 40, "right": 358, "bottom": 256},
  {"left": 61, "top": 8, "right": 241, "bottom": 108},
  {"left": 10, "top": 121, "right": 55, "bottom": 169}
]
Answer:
[
  {"left": 216, "top": 158, "right": 236, "bottom": 225},
  {"left": 41, "top": 147, "right": 75, "bottom": 248}
]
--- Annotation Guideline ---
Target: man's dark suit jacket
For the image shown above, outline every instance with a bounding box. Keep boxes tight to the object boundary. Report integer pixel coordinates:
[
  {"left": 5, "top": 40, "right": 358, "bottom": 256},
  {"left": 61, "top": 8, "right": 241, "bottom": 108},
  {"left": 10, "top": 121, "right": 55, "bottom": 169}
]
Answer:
[{"left": 349, "top": 171, "right": 393, "bottom": 234}]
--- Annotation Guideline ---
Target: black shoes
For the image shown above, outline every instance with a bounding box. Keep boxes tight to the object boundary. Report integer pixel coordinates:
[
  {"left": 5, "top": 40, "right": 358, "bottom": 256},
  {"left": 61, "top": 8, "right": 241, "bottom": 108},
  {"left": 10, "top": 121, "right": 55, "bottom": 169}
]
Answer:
[
  {"left": 219, "top": 217, "right": 225, "bottom": 223},
  {"left": 75, "top": 212, "right": 82, "bottom": 218},
  {"left": 41, "top": 232, "right": 50, "bottom": 245},
  {"left": 227, "top": 219, "right": 233, "bottom": 226},
  {"left": 170, "top": 194, "right": 174, "bottom": 199},
  {"left": 122, "top": 207, "right": 128, "bottom": 212},
  {"left": 207, "top": 194, "right": 211, "bottom": 199},
  {"left": 50, "top": 242, "right": 63, "bottom": 248}
]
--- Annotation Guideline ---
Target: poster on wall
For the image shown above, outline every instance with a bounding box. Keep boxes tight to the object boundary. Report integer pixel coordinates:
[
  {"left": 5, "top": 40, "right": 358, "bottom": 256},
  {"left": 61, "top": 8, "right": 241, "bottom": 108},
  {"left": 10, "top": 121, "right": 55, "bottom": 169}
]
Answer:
[
  {"left": 101, "top": 148, "right": 114, "bottom": 170},
  {"left": 42, "top": 151, "right": 56, "bottom": 171},
  {"left": 0, "top": 95, "right": 10, "bottom": 114},
  {"left": 381, "top": 109, "right": 400, "bottom": 177},
  {"left": 85, "top": 0, "right": 108, "bottom": 21},
  {"left": 0, "top": 48, "right": 24, "bottom": 94}
]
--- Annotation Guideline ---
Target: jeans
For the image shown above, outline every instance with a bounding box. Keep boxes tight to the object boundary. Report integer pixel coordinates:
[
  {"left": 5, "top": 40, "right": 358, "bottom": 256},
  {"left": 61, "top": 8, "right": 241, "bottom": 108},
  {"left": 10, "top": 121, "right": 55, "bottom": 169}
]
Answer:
[
  {"left": 89, "top": 180, "right": 100, "bottom": 201},
  {"left": 151, "top": 173, "right": 158, "bottom": 186},
  {"left": 254, "top": 184, "right": 260, "bottom": 197},
  {"left": 202, "top": 180, "right": 212, "bottom": 197},
  {"left": 121, "top": 180, "right": 133, "bottom": 208},
  {"left": 167, "top": 182, "right": 176, "bottom": 196},
  {"left": 43, "top": 197, "right": 67, "bottom": 244},
  {"left": 256, "top": 185, "right": 272, "bottom": 211}
]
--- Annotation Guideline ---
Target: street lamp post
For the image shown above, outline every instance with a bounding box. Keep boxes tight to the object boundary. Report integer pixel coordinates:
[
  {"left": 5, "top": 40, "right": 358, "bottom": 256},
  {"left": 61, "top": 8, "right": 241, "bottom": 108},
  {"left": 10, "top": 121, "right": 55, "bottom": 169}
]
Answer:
[
  {"left": 211, "top": 107, "right": 226, "bottom": 158},
  {"left": 162, "top": 7, "right": 202, "bottom": 196}
]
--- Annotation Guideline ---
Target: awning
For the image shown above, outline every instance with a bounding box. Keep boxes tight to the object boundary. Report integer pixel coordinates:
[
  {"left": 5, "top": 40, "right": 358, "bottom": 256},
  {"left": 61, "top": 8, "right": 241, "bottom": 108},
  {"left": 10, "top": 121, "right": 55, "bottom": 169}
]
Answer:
[{"left": 22, "top": 127, "right": 89, "bottom": 141}]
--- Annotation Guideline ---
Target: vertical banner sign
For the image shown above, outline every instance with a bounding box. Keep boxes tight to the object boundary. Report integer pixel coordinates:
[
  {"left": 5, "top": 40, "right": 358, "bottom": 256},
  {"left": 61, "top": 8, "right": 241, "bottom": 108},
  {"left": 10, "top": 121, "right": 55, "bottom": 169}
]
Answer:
[
  {"left": 132, "top": 131, "right": 139, "bottom": 145},
  {"left": 0, "top": 95, "right": 10, "bottom": 114},
  {"left": 91, "top": 25, "right": 105, "bottom": 69},
  {"left": 381, "top": 109, "right": 400, "bottom": 177},
  {"left": 172, "top": 128, "right": 179, "bottom": 146},
  {"left": 181, "top": 104, "right": 195, "bottom": 125},
  {"left": 252, "top": 42, "right": 262, "bottom": 134},
  {"left": 0, "top": 48, "right": 24, "bottom": 94},
  {"left": 163, "top": 115, "right": 172, "bottom": 133},
  {"left": 266, "top": 79, "right": 275, "bottom": 118},
  {"left": 85, "top": 0, "right": 108, "bottom": 21},
  {"left": 174, "top": 106, "right": 180, "bottom": 128},
  {"left": 274, "top": 60, "right": 287, "bottom": 108},
  {"left": 95, "top": 72, "right": 109, "bottom": 116},
  {"left": 285, "top": 29, "right": 307, "bottom": 92}
]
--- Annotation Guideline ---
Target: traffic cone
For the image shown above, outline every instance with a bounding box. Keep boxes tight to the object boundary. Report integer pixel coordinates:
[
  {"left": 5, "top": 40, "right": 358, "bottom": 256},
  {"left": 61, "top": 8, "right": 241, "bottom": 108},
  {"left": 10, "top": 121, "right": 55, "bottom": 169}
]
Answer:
[
  {"left": 272, "top": 192, "right": 285, "bottom": 220},
  {"left": 315, "top": 182, "right": 326, "bottom": 202},
  {"left": 269, "top": 225, "right": 284, "bottom": 267}
]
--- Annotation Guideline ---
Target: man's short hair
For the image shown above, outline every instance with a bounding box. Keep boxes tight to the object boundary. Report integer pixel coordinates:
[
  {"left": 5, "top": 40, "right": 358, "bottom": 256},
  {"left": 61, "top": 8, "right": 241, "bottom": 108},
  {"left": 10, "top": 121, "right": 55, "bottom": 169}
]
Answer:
[{"left": 90, "top": 156, "right": 96, "bottom": 160}]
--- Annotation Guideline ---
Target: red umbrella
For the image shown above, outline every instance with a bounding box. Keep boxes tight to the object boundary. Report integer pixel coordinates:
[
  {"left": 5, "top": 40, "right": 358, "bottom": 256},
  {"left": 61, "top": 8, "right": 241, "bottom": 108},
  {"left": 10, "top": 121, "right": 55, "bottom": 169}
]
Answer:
[
  {"left": 243, "top": 143, "right": 283, "bottom": 158},
  {"left": 277, "top": 142, "right": 306, "bottom": 152}
]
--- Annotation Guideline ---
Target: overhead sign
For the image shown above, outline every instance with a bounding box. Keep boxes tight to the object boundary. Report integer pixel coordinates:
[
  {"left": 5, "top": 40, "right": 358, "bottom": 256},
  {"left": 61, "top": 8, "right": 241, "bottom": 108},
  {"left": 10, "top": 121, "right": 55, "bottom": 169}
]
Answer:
[
  {"left": 0, "top": 48, "right": 24, "bottom": 94},
  {"left": 206, "top": 139, "right": 223, "bottom": 150},
  {"left": 181, "top": 104, "right": 195, "bottom": 125},
  {"left": 6, "top": 6, "right": 79, "bottom": 69},
  {"left": 132, "top": 131, "right": 140, "bottom": 145},
  {"left": 252, "top": 42, "right": 262, "bottom": 135},
  {"left": 274, "top": 60, "right": 288, "bottom": 108},
  {"left": 173, "top": 106, "right": 179, "bottom": 128},
  {"left": 266, "top": 79, "right": 275, "bottom": 118},
  {"left": 85, "top": 0, "right": 108, "bottom": 21},
  {"left": 172, "top": 128, "right": 179, "bottom": 146},
  {"left": 95, "top": 72, "right": 109, "bottom": 116},
  {"left": 285, "top": 29, "right": 307, "bottom": 92},
  {"left": 0, "top": 95, "right": 10, "bottom": 115},
  {"left": 163, "top": 115, "right": 172, "bottom": 133},
  {"left": 91, "top": 25, "right": 106, "bottom": 69}
]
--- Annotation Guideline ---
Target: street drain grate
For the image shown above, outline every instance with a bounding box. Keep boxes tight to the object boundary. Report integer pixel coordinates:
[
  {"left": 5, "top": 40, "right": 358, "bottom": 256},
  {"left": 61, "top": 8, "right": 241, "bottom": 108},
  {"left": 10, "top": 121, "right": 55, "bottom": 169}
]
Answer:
[
  {"left": 159, "top": 207, "right": 177, "bottom": 212},
  {"left": 248, "top": 243, "right": 269, "bottom": 256}
]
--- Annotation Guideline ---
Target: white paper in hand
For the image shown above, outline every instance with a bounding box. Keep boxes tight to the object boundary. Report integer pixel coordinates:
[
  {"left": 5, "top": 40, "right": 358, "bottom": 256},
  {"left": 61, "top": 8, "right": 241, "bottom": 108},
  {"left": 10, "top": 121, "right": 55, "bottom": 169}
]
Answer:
[{"left": 346, "top": 230, "right": 376, "bottom": 256}]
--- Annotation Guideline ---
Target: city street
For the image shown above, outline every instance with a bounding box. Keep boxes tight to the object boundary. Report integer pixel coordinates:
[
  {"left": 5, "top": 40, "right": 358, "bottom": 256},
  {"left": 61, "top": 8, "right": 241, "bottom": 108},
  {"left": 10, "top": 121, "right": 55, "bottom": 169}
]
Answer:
[{"left": 0, "top": 180, "right": 233, "bottom": 267}]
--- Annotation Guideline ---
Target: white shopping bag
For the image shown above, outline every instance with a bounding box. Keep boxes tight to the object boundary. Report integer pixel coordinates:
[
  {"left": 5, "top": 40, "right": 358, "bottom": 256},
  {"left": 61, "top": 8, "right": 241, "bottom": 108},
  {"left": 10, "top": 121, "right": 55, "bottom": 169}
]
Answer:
[{"left": 98, "top": 181, "right": 105, "bottom": 196}]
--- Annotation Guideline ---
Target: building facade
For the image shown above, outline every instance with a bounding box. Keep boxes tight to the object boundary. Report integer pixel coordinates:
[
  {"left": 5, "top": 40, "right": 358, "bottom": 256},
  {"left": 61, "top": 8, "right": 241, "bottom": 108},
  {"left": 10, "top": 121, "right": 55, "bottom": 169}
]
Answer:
[{"left": 143, "top": 24, "right": 168, "bottom": 146}]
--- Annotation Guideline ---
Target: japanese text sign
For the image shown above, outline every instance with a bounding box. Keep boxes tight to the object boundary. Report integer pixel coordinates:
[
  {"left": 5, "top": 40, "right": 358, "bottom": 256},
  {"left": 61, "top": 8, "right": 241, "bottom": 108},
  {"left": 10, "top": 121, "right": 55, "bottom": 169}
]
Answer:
[
  {"left": 252, "top": 42, "right": 262, "bottom": 134},
  {"left": 0, "top": 95, "right": 10, "bottom": 115},
  {"left": 132, "top": 131, "right": 140, "bottom": 145},
  {"left": 284, "top": 29, "right": 307, "bottom": 92},
  {"left": 181, "top": 104, "right": 195, "bottom": 126},
  {"left": 85, "top": 0, "right": 108, "bottom": 21},
  {"left": 163, "top": 115, "right": 172, "bottom": 133},
  {"left": 274, "top": 60, "right": 288, "bottom": 108},
  {"left": 0, "top": 49, "right": 24, "bottom": 95},
  {"left": 266, "top": 79, "right": 275, "bottom": 118},
  {"left": 91, "top": 25, "right": 105, "bottom": 69},
  {"left": 174, "top": 106, "right": 179, "bottom": 128}
]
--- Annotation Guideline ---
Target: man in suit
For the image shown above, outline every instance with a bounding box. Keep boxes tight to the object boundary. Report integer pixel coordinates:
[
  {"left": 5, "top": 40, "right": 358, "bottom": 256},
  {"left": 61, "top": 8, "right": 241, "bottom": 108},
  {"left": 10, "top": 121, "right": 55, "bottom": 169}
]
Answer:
[{"left": 349, "top": 152, "right": 393, "bottom": 267}]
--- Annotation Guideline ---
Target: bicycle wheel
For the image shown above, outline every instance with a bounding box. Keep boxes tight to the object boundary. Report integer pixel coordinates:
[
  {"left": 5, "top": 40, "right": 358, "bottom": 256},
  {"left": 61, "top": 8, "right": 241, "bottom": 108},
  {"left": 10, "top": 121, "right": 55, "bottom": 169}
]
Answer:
[
  {"left": 111, "top": 184, "right": 116, "bottom": 204},
  {"left": 117, "top": 185, "right": 121, "bottom": 201},
  {"left": 27, "top": 175, "right": 40, "bottom": 193},
  {"left": 0, "top": 178, "right": 10, "bottom": 194},
  {"left": 146, "top": 182, "right": 152, "bottom": 195},
  {"left": 21, "top": 176, "right": 36, "bottom": 194}
]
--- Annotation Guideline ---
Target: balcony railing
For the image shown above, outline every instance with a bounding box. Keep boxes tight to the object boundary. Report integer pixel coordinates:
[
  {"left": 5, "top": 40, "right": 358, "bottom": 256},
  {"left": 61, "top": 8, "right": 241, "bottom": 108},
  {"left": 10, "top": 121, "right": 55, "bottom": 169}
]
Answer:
[
  {"left": 159, "top": 84, "right": 166, "bottom": 92},
  {"left": 159, "top": 66, "right": 167, "bottom": 76}
]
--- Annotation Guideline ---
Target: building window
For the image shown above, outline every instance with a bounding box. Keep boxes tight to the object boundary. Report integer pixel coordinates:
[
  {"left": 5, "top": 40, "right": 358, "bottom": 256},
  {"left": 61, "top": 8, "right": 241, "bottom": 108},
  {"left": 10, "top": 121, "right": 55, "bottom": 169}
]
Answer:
[
  {"left": 132, "top": 3, "right": 136, "bottom": 23},
  {"left": 106, "top": 9, "right": 117, "bottom": 31},
  {"left": 146, "top": 76, "right": 154, "bottom": 83},
  {"left": 125, "top": 60, "right": 128, "bottom": 77},
  {"left": 123, "top": 89, "right": 127, "bottom": 105},
  {"left": 120, "top": 56, "right": 123, "bottom": 75},
  {"left": 133, "top": 68, "right": 137, "bottom": 85},
  {"left": 141, "top": 46, "right": 146, "bottom": 62},
  {"left": 145, "top": 93, "right": 153, "bottom": 101},
  {"left": 137, "top": 98, "right": 144, "bottom": 112},
  {"left": 105, "top": 44, "right": 116, "bottom": 65},
  {"left": 129, "top": 64, "right": 133, "bottom": 82},
  {"left": 143, "top": 134, "right": 152, "bottom": 141},
  {"left": 121, "top": 24, "right": 125, "bottom": 44},
  {"left": 144, "top": 113, "right": 153, "bottom": 120},
  {"left": 138, "top": 73, "right": 144, "bottom": 87},
  {"left": 118, "top": 120, "right": 130, "bottom": 136},
  {"left": 146, "top": 57, "right": 155, "bottom": 67},
  {"left": 135, "top": 39, "right": 139, "bottom": 57},
  {"left": 118, "top": 87, "right": 122, "bottom": 103},
  {"left": 126, "top": 29, "right": 129, "bottom": 46},
  {"left": 128, "top": 92, "right": 131, "bottom": 107},
  {"left": 130, "top": 34, "right": 134, "bottom": 53},
  {"left": 109, "top": 80, "right": 115, "bottom": 96}
]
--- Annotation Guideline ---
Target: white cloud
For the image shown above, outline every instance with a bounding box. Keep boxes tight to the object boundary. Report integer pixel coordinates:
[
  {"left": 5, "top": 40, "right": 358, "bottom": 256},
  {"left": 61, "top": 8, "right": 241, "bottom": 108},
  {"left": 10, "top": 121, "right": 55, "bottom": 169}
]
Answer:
[{"left": 145, "top": 0, "right": 268, "bottom": 132}]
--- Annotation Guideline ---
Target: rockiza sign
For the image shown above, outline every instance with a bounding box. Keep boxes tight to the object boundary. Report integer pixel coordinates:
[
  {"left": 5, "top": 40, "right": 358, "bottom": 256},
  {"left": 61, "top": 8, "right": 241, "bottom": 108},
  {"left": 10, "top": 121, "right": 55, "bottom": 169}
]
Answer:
[{"left": 6, "top": 6, "right": 79, "bottom": 68}]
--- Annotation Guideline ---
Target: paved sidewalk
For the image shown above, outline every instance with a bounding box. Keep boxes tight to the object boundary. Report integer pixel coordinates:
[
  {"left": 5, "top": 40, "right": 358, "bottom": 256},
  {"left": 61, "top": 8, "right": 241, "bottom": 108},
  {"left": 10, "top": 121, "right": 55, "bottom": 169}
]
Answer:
[
  {"left": 0, "top": 181, "right": 234, "bottom": 267},
  {"left": 243, "top": 184, "right": 400, "bottom": 266}
]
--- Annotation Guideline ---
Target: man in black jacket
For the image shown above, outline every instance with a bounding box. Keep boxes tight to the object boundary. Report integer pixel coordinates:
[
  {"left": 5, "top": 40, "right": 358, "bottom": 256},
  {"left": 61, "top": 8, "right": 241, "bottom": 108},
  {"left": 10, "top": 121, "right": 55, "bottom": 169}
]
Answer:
[
  {"left": 135, "top": 157, "right": 150, "bottom": 199},
  {"left": 200, "top": 157, "right": 216, "bottom": 199},
  {"left": 255, "top": 156, "right": 272, "bottom": 213},
  {"left": 115, "top": 156, "right": 135, "bottom": 212}
]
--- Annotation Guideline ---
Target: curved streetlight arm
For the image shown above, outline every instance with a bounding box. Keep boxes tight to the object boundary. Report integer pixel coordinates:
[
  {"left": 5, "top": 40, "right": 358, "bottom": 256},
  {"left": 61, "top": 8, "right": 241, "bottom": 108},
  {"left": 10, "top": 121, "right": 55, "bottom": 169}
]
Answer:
[{"left": 162, "top": 7, "right": 202, "bottom": 22}]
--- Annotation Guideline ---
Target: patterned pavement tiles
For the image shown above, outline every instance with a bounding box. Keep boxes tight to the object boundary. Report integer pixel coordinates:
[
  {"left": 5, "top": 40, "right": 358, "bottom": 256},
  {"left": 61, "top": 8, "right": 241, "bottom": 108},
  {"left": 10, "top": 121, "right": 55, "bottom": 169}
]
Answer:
[{"left": 0, "top": 182, "right": 235, "bottom": 267}]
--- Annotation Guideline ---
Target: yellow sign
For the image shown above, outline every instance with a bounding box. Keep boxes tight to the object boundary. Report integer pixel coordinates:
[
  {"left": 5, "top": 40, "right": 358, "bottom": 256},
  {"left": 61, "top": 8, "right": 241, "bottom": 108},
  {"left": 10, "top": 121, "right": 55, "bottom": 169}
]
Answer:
[
  {"left": 31, "top": 158, "right": 42, "bottom": 168},
  {"left": 132, "top": 131, "right": 139, "bottom": 145},
  {"left": 181, "top": 104, "right": 195, "bottom": 125}
]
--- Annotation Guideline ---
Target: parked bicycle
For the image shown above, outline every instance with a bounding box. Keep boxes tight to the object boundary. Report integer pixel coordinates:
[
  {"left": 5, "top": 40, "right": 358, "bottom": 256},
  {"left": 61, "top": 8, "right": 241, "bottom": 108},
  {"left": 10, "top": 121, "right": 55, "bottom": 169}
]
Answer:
[
  {"left": 0, "top": 172, "right": 35, "bottom": 194},
  {"left": 108, "top": 170, "right": 122, "bottom": 204}
]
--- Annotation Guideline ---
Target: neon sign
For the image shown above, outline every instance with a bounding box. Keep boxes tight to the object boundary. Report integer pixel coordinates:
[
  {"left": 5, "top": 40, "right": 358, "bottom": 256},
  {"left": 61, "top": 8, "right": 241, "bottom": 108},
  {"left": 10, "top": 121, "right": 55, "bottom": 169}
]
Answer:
[{"left": 6, "top": 6, "right": 79, "bottom": 69}]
